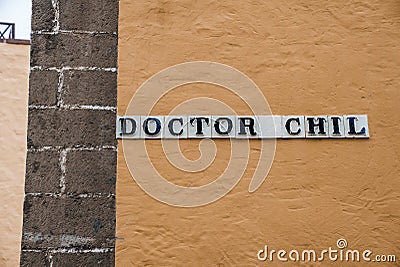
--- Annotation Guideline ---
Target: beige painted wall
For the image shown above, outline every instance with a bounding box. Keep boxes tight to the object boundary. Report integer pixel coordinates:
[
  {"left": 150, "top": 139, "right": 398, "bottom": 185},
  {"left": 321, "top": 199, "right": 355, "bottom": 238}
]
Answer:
[
  {"left": 0, "top": 42, "right": 29, "bottom": 266},
  {"left": 117, "top": 1, "right": 400, "bottom": 265}
]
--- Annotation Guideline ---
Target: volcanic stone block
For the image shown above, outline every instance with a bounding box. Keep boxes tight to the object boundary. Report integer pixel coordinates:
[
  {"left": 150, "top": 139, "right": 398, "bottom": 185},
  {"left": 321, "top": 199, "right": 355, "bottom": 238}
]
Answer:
[
  {"left": 22, "top": 196, "right": 115, "bottom": 249},
  {"left": 52, "top": 252, "right": 114, "bottom": 266},
  {"left": 31, "top": 33, "right": 118, "bottom": 68},
  {"left": 20, "top": 251, "right": 49, "bottom": 267},
  {"left": 27, "top": 109, "right": 116, "bottom": 148},
  {"left": 22, "top": 196, "right": 65, "bottom": 248},
  {"left": 25, "top": 151, "right": 61, "bottom": 193},
  {"left": 65, "top": 150, "right": 116, "bottom": 194},
  {"left": 62, "top": 70, "right": 117, "bottom": 106},
  {"left": 59, "top": 0, "right": 119, "bottom": 33},
  {"left": 29, "top": 70, "right": 59, "bottom": 106},
  {"left": 31, "top": 0, "right": 54, "bottom": 31},
  {"left": 63, "top": 197, "right": 115, "bottom": 247}
]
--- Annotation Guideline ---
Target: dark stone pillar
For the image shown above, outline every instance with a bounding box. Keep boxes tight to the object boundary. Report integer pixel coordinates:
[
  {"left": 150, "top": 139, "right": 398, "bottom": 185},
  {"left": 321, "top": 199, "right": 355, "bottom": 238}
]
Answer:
[{"left": 21, "top": 0, "right": 119, "bottom": 266}]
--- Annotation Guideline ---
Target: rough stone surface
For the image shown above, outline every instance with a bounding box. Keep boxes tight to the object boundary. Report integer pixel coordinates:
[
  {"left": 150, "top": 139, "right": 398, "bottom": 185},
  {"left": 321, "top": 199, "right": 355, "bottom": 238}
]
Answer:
[
  {"left": 20, "top": 251, "right": 49, "bottom": 267},
  {"left": 29, "top": 70, "right": 59, "bottom": 106},
  {"left": 52, "top": 252, "right": 114, "bottom": 266},
  {"left": 31, "top": 0, "right": 54, "bottom": 31},
  {"left": 59, "top": 0, "right": 119, "bottom": 33},
  {"left": 22, "top": 0, "right": 118, "bottom": 265},
  {"left": 22, "top": 196, "right": 115, "bottom": 249},
  {"left": 63, "top": 197, "right": 115, "bottom": 247},
  {"left": 62, "top": 71, "right": 117, "bottom": 106},
  {"left": 65, "top": 150, "right": 116, "bottom": 194},
  {"left": 25, "top": 151, "right": 61, "bottom": 193},
  {"left": 22, "top": 196, "right": 64, "bottom": 246},
  {"left": 31, "top": 33, "right": 118, "bottom": 68},
  {"left": 27, "top": 109, "right": 116, "bottom": 148}
]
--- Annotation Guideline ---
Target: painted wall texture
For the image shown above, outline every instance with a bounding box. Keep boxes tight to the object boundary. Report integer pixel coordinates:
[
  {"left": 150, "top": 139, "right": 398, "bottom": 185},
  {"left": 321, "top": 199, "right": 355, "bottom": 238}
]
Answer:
[
  {"left": 0, "top": 42, "right": 29, "bottom": 267},
  {"left": 117, "top": 0, "right": 400, "bottom": 266}
]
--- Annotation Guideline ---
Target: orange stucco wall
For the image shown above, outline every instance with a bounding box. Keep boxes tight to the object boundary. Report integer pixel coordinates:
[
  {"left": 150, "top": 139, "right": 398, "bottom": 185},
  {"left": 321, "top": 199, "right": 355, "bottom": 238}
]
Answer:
[
  {"left": 117, "top": 1, "right": 400, "bottom": 265},
  {"left": 0, "top": 42, "right": 29, "bottom": 266}
]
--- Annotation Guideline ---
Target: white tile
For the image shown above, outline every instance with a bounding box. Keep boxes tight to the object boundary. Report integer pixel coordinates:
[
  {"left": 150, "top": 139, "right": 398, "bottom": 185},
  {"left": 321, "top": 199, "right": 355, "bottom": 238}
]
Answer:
[
  {"left": 328, "top": 116, "right": 345, "bottom": 138},
  {"left": 305, "top": 116, "right": 329, "bottom": 138},
  {"left": 235, "top": 116, "right": 260, "bottom": 139},
  {"left": 140, "top": 116, "right": 164, "bottom": 139},
  {"left": 164, "top": 116, "right": 188, "bottom": 139},
  {"left": 257, "top": 116, "right": 282, "bottom": 138},
  {"left": 116, "top": 116, "right": 141, "bottom": 139},
  {"left": 344, "top": 115, "right": 369, "bottom": 138},
  {"left": 282, "top": 116, "right": 306, "bottom": 138},
  {"left": 188, "top": 116, "right": 212, "bottom": 138},
  {"left": 211, "top": 116, "right": 236, "bottom": 138}
]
